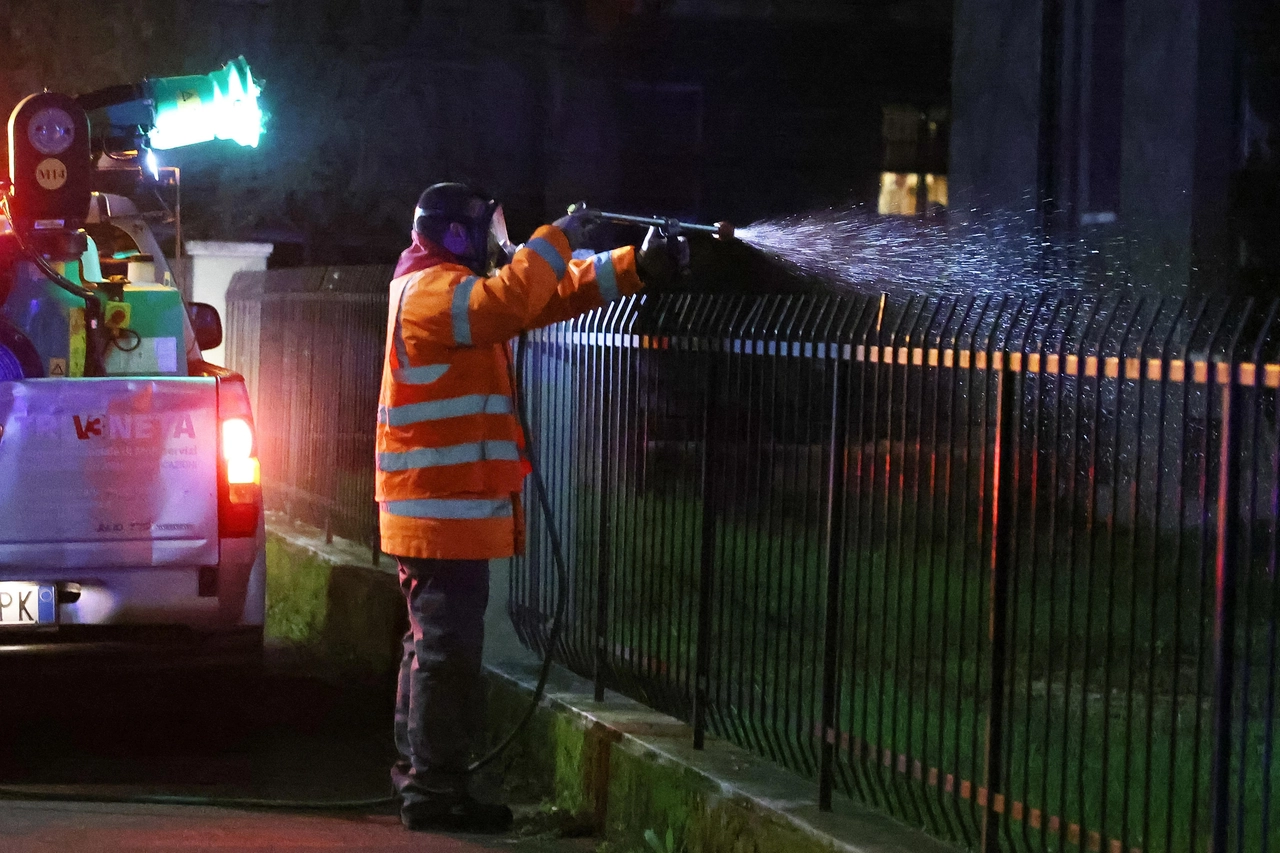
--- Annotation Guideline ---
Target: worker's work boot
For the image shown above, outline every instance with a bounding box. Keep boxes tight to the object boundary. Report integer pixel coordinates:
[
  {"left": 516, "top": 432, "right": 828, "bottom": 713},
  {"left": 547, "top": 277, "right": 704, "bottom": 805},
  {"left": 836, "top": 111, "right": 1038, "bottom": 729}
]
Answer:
[{"left": 401, "top": 794, "right": 514, "bottom": 833}]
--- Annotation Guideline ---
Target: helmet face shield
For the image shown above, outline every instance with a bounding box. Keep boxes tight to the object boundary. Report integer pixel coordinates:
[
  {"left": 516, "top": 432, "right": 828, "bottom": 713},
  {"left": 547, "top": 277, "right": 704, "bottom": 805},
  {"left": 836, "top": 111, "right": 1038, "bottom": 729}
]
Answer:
[
  {"left": 487, "top": 204, "right": 517, "bottom": 270},
  {"left": 413, "top": 182, "right": 502, "bottom": 274}
]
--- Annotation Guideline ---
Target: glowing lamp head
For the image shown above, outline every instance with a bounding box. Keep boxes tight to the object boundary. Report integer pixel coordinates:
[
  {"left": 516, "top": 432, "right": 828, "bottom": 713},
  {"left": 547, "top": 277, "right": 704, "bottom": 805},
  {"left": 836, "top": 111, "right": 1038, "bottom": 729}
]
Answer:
[{"left": 146, "top": 56, "right": 265, "bottom": 150}]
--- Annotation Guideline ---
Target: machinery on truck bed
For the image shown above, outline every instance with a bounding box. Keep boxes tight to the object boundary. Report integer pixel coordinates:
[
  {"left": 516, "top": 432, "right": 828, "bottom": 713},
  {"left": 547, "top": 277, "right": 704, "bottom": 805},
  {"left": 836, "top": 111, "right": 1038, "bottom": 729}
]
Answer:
[{"left": 0, "top": 60, "right": 268, "bottom": 669}]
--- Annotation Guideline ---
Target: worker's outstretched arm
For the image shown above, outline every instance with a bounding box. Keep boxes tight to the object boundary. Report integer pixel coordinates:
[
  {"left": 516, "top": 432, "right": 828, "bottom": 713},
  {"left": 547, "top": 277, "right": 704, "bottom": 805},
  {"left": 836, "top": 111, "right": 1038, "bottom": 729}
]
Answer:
[
  {"left": 527, "top": 246, "right": 644, "bottom": 329},
  {"left": 451, "top": 228, "right": 643, "bottom": 347},
  {"left": 450, "top": 225, "right": 574, "bottom": 347}
]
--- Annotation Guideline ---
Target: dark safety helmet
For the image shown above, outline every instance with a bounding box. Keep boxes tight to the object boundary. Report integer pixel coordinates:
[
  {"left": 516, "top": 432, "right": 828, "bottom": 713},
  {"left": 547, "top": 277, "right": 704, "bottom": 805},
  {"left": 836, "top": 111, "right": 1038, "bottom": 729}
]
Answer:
[{"left": 413, "top": 182, "right": 505, "bottom": 275}]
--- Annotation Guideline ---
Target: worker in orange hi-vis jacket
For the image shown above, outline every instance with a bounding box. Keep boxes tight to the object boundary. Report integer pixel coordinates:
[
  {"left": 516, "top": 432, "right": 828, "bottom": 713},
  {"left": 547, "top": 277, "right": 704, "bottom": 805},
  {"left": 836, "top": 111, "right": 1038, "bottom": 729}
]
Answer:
[{"left": 378, "top": 182, "right": 676, "bottom": 834}]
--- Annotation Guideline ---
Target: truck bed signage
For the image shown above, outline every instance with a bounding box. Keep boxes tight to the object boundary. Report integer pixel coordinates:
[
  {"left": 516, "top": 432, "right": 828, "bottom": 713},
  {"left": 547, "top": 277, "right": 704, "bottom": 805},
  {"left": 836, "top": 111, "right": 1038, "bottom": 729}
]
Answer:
[{"left": 0, "top": 378, "right": 220, "bottom": 569}]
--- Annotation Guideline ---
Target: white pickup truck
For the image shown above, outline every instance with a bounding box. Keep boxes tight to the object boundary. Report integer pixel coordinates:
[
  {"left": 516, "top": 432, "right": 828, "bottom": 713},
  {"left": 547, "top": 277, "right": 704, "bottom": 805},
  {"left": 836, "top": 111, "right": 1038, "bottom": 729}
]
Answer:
[{"left": 0, "top": 197, "right": 266, "bottom": 671}]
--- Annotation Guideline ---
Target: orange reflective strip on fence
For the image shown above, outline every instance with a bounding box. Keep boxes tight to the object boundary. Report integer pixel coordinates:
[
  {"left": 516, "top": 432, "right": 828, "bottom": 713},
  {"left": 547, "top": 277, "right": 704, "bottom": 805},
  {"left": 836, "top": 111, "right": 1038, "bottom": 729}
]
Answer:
[{"left": 583, "top": 336, "right": 1280, "bottom": 390}]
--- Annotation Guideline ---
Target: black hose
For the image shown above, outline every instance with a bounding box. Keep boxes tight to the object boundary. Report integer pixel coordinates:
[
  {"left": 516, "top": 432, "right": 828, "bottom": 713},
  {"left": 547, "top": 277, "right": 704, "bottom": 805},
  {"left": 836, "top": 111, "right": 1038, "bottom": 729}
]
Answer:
[
  {"left": 466, "top": 330, "right": 570, "bottom": 773},
  {"left": 0, "top": 787, "right": 398, "bottom": 811}
]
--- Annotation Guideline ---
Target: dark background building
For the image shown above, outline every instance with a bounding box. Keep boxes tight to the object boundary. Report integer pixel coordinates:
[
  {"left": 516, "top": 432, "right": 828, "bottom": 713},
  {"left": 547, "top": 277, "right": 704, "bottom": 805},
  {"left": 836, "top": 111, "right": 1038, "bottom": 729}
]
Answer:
[
  {"left": 951, "top": 0, "right": 1280, "bottom": 295},
  {"left": 0, "top": 0, "right": 950, "bottom": 266},
  {"left": 5, "top": 0, "right": 1278, "bottom": 296}
]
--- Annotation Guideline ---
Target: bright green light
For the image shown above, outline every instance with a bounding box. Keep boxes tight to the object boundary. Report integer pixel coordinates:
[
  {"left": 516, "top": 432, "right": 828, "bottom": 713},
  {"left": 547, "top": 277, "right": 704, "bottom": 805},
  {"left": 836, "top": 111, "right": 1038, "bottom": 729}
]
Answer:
[{"left": 147, "top": 57, "right": 264, "bottom": 150}]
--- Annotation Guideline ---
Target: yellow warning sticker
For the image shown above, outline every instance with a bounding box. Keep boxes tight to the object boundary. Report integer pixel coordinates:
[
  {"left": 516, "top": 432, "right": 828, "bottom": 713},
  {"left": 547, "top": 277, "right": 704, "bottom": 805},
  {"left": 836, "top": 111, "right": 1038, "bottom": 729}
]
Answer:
[
  {"left": 176, "top": 89, "right": 201, "bottom": 113},
  {"left": 35, "top": 158, "right": 67, "bottom": 190},
  {"left": 68, "top": 308, "right": 86, "bottom": 377},
  {"left": 105, "top": 301, "right": 131, "bottom": 329},
  {"left": 48, "top": 358, "right": 66, "bottom": 377}
]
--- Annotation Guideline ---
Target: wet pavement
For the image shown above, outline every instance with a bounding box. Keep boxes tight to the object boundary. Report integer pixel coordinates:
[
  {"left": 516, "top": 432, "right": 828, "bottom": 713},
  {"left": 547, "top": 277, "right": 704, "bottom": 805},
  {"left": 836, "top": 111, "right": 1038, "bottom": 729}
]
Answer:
[{"left": 0, "top": 645, "right": 591, "bottom": 852}]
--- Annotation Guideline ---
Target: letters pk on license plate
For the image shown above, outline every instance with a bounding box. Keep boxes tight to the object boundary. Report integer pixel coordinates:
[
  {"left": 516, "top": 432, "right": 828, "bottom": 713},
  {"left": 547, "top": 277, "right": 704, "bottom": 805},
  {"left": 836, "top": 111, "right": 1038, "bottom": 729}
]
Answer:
[{"left": 0, "top": 583, "right": 57, "bottom": 626}]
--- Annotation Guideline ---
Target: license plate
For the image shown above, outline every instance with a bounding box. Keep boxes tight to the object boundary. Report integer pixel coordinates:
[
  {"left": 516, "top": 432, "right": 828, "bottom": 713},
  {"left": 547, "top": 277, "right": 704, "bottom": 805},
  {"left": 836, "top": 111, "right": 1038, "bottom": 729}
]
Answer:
[{"left": 0, "top": 582, "right": 57, "bottom": 626}]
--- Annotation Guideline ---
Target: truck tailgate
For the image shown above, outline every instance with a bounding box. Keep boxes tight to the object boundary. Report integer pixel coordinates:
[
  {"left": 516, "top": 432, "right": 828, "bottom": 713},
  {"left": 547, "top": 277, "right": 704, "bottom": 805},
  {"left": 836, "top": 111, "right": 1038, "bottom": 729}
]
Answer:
[{"left": 0, "top": 378, "right": 220, "bottom": 569}]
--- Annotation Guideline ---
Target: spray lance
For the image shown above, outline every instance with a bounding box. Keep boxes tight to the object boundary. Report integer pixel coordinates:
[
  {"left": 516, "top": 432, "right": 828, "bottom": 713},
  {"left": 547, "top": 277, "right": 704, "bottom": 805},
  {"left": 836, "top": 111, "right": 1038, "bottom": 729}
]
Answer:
[
  {"left": 566, "top": 204, "right": 736, "bottom": 242},
  {"left": 563, "top": 203, "right": 735, "bottom": 281}
]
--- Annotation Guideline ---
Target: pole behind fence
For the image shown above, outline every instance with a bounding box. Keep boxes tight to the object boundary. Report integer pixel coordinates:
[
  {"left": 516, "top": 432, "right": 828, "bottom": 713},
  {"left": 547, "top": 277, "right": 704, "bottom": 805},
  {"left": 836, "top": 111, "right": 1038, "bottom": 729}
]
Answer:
[
  {"left": 819, "top": 352, "right": 850, "bottom": 811},
  {"left": 982, "top": 350, "right": 1017, "bottom": 853},
  {"left": 693, "top": 348, "right": 719, "bottom": 750},
  {"left": 1210, "top": 355, "right": 1243, "bottom": 853}
]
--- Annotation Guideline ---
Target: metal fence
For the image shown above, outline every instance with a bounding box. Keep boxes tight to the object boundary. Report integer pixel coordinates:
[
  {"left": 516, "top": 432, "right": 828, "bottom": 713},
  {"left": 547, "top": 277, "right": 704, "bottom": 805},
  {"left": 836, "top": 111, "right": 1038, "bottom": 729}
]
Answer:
[
  {"left": 225, "top": 265, "right": 393, "bottom": 557},
  {"left": 511, "top": 291, "right": 1280, "bottom": 853}
]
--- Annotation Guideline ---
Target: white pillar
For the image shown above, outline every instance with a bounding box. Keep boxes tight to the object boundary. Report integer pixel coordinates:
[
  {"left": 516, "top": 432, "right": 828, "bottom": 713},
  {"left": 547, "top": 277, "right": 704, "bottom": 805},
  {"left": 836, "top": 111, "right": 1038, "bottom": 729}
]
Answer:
[{"left": 184, "top": 241, "right": 273, "bottom": 365}]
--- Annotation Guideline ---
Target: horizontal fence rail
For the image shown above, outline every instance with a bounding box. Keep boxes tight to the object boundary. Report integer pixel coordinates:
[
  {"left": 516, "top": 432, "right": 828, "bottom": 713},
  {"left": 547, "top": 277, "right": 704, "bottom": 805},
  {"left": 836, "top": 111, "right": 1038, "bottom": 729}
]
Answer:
[{"left": 512, "top": 291, "right": 1280, "bottom": 853}]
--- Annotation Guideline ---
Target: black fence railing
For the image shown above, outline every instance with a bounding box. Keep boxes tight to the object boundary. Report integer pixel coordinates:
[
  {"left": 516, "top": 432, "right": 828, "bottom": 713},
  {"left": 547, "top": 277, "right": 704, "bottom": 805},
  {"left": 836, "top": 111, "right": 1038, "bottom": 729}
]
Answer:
[
  {"left": 511, "top": 291, "right": 1280, "bottom": 853},
  {"left": 226, "top": 265, "right": 392, "bottom": 557}
]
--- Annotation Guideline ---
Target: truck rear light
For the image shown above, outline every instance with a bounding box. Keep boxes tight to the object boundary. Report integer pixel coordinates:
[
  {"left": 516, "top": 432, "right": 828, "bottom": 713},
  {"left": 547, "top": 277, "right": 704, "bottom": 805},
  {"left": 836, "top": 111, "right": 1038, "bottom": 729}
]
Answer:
[
  {"left": 222, "top": 418, "right": 260, "bottom": 485},
  {"left": 217, "top": 378, "right": 261, "bottom": 538}
]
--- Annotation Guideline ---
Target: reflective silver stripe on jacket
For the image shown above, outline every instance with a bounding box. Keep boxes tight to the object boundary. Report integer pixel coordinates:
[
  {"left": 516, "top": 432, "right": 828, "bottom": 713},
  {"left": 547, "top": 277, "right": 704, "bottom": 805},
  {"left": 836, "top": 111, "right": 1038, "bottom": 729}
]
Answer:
[
  {"left": 393, "top": 278, "right": 449, "bottom": 384},
  {"left": 525, "top": 237, "right": 567, "bottom": 280},
  {"left": 377, "top": 439, "right": 520, "bottom": 472},
  {"left": 377, "top": 393, "right": 512, "bottom": 426},
  {"left": 382, "top": 497, "right": 513, "bottom": 520},
  {"left": 452, "top": 276, "right": 478, "bottom": 346},
  {"left": 592, "top": 251, "right": 620, "bottom": 302},
  {"left": 392, "top": 364, "right": 450, "bottom": 384}
]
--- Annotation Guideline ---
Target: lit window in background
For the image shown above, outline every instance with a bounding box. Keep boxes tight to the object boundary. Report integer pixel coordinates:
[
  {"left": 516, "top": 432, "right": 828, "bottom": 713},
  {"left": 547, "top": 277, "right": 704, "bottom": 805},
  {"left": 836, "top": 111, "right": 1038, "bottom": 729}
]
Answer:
[
  {"left": 878, "top": 172, "right": 947, "bottom": 216},
  {"left": 879, "top": 103, "right": 948, "bottom": 217}
]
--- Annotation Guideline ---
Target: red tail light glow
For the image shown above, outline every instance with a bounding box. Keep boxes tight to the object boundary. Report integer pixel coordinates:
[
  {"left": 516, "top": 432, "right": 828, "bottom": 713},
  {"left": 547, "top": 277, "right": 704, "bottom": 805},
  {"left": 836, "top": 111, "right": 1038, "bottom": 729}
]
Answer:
[{"left": 217, "top": 378, "right": 261, "bottom": 538}]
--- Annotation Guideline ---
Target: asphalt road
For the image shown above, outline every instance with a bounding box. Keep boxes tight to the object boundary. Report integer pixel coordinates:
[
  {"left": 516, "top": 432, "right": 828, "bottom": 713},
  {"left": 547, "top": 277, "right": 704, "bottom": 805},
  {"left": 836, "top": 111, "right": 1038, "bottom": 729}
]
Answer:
[{"left": 0, "top": 646, "right": 592, "bottom": 852}]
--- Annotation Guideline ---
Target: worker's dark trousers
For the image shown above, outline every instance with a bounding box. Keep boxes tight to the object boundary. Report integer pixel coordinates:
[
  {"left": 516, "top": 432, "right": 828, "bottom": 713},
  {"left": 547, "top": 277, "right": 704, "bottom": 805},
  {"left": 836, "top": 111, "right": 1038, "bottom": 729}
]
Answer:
[{"left": 391, "top": 557, "right": 489, "bottom": 806}]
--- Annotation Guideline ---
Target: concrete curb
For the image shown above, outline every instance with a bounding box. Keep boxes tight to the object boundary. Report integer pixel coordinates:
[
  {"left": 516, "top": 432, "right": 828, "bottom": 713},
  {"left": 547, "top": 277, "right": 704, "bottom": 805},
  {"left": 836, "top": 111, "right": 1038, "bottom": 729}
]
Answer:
[
  {"left": 485, "top": 660, "right": 959, "bottom": 853},
  {"left": 266, "top": 517, "right": 958, "bottom": 853},
  {"left": 265, "top": 517, "right": 404, "bottom": 680}
]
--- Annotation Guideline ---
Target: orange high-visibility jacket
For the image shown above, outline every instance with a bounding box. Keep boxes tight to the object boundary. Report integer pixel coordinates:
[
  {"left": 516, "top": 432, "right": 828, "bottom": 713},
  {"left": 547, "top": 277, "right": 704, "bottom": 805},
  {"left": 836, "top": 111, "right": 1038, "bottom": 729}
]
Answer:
[{"left": 376, "top": 225, "right": 643, "bottom": 560}]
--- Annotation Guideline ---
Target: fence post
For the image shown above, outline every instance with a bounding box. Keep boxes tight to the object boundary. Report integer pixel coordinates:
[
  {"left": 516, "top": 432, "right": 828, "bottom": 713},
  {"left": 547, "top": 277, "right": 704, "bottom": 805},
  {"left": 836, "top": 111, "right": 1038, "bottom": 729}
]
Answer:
[
  {"left": 819, "top": 351, "right": 850, "bottom": 811},
  {"left": 693, "top": 349, "right": 720, "bottom": 750},
  {"left": 1210, "top": 359, "right": 1242, "bottom": 853},
  {"left": 595, "top": 337, "right": 612, "bottom": 703},
  {"left": 982, "top": 351, "right": 1017, "bottom": 853}
]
